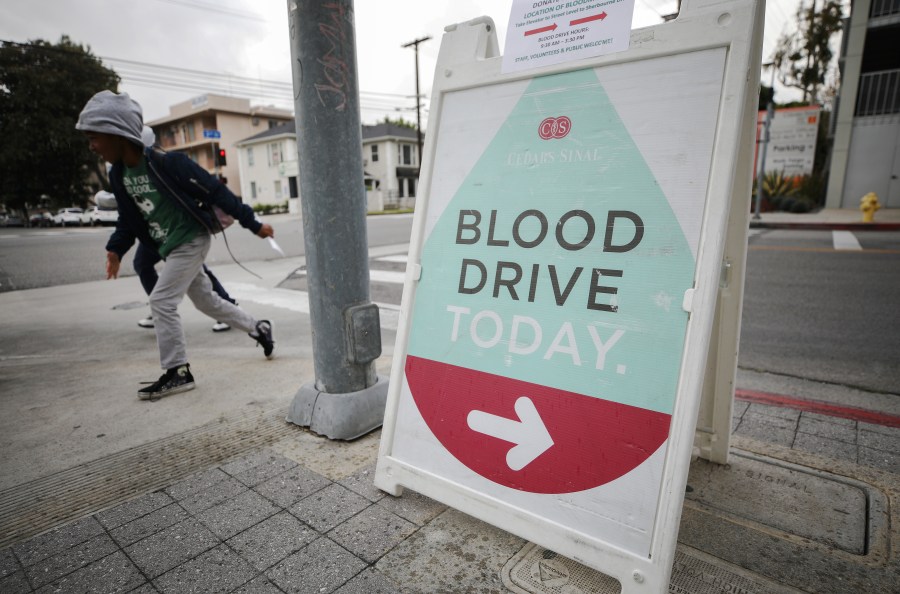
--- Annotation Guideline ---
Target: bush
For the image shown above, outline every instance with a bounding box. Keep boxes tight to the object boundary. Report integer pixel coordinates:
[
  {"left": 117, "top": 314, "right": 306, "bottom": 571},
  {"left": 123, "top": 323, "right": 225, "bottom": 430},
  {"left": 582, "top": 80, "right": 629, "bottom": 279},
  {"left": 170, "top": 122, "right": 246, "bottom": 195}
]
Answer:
[{"left": 251, "top": 201, "right": 289, "bottom": 215}]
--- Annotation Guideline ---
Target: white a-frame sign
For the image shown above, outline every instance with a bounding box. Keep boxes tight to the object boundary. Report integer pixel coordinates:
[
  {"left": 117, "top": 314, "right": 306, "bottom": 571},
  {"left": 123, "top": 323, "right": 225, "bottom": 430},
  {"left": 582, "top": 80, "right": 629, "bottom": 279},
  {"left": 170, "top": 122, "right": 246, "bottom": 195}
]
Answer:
[{"left": 375, "top": 1, "right": 764, "bottom": 591}]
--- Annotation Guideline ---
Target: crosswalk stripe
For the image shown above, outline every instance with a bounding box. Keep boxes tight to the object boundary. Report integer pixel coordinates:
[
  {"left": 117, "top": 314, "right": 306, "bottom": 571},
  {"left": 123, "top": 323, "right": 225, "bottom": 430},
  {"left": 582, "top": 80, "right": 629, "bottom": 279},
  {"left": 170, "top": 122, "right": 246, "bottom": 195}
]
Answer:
[
  {"left": 832, "top": 230, "right": 862, "bottom": 251},
  {"left": 226, "top": 282, "right": 400, "bottom": 331}
]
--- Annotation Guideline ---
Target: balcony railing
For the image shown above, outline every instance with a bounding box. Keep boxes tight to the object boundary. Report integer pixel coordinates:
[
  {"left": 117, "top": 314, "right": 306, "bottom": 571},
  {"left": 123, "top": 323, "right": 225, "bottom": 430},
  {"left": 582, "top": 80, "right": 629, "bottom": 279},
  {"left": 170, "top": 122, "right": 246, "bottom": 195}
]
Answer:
[
  {"left": 870, "top": 0, "right": 900, "bottom": 18},
  {"left": 856, "top": 69, "right": 900, "bottom": 116}
]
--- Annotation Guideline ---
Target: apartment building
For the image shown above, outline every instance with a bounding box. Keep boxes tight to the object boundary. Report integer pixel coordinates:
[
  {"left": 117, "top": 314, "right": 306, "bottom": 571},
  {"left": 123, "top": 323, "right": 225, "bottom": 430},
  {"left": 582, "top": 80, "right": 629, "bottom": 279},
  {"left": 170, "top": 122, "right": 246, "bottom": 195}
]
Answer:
[
  {"left": 146, "top": 94, "right": 293, "bottom": 198},
  {"left": 827, "top": 0, "right": 900, "bottom": 208}
]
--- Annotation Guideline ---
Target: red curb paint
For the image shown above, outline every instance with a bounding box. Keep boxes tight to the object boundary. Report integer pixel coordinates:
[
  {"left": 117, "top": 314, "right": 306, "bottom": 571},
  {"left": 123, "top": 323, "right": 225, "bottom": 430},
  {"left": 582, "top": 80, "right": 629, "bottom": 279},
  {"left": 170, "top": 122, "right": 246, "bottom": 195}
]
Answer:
[{"left": 735, "top": 389, "right": 900, "bottom": 428}]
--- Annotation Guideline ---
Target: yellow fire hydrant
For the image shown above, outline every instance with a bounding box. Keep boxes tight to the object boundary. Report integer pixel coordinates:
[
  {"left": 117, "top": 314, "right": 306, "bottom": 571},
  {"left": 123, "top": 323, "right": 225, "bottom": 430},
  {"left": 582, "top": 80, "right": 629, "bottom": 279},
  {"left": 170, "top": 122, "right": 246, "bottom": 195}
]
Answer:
[{"left": 860, "top": 192, "right": 881, "bottom": 223}]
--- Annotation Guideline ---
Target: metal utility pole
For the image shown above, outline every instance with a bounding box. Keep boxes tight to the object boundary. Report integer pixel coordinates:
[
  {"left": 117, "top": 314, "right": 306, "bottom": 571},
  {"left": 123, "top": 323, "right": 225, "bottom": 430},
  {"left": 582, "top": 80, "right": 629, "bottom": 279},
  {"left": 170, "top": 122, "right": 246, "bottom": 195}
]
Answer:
[
  {"left": 401, "top": 36, "right": 431, "bottom": 166},
  {"left": 285, "top": 0, "right": 387, "bottom": 439}
]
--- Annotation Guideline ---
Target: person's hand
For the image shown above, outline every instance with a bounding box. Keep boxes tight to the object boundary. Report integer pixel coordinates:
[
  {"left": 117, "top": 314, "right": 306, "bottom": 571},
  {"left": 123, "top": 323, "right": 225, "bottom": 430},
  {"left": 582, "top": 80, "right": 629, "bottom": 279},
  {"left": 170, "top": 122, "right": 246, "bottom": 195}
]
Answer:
[
  {"left": 106, "top": 251, "right": 121, "bottom": 280},
  {"left": 256, "top": 223, "right": 274, "bottom": 238}
]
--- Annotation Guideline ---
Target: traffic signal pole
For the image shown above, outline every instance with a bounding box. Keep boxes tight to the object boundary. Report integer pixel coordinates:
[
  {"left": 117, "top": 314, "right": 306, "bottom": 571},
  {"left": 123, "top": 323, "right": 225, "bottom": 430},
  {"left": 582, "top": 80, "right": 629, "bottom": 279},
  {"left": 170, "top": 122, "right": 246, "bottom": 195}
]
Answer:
[{"left": 285, "top": 0, "right": 387, "bottom": 439}]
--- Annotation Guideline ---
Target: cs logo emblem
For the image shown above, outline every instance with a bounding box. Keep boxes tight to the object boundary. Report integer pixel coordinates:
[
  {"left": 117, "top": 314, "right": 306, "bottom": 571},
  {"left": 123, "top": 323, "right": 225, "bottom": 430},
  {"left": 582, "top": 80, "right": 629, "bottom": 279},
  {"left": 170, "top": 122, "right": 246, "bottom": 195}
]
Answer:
[{"left": 538, "top": 116, "right": 572, "bottom": 140}]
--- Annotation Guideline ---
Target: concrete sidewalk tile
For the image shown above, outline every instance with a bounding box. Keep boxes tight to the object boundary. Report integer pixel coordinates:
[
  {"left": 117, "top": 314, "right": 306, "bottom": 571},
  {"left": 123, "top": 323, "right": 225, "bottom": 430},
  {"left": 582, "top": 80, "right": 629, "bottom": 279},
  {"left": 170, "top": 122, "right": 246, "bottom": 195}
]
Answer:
[
  {"left": 733, "top": 412, "right": 796, "bottom": 446},
  {"left": 13, "top": 516, "right": 106, "bottom": 567},
  {"left": 0, "top": 571, "right": 30, "bottom": 594},
  {"left": 130, "top": 584, "right": 159, "bottom": 594},
  {"left": 338, "top": 465, "right": 385, "bottom": 503},
  {"left": 289, "top": 484, "right": 371, "bottom": 533},
  {"left": 802, "top": 411, "right": 856, "bottom": 427},
  {"left": 34, "top": 551, "right": 144, "bottom": 594},
  {"left": 177, "top": 475, "right": 249, "bottom": 515},
  {"left": 124, "top": 518, "right": 219, "bottom": 579},
  {"left": 164, "top": 467, "right": 231, "bottom": 501},
  {"left": 376, "top": 509, "right": 525, "bottom": 593},
  {"left": 231, "top": 574, "right": 284, "bottom": 594},
  {"left": 328, "top": 505, "right": 417, "bottom": 563},
  {"left": 226, "top": 511, "right": 317, "bottom": 572},
  {"left": 797, "top": 415, "right": 858, "bottom": 443},
  {"left": 732, "top": 401, "right": 750, "bottom": 417},
  {"left": 26, "top": 533, "right": 118, "bottom": 588},
  {"left": 96, "top": 491, "right": 175, "bottom": 531},
  {"left": 746, "top": 402, "right": 802, "bottom": 422},
  {"left": 221, "top": 449, "right": 298, "bottom": 487},
  {"left": 859, "top": 446, "right": 900, "bottom": 475},
  {"left": 0, "top": 547, "right": 21, "bottom": 578},
  {"left": 376, "top": 489, "right": 447, "bottom": 527},
  {"left": 196, "top": 489, "right": 280, "bottom": 540},
  {"left": 253, "top": 465, "right": 332, "bottom": 508},
  {"left": 793, "top": 432, "right": 858, "bottom": 463},
  {"left": 334, "top": 567, "right": 402, "bottom": 594},
  {"left": 152, "top": 544, "right": 256, "bottom": 594},
  {"left": 858, "top": 423, "right": 900, "bottom": 447},
  {"left": 266, "top": 537, "right": 366, "bottom": 594},
  {"left": 109, "top": 503, "right": 190, "bottom": 548}
]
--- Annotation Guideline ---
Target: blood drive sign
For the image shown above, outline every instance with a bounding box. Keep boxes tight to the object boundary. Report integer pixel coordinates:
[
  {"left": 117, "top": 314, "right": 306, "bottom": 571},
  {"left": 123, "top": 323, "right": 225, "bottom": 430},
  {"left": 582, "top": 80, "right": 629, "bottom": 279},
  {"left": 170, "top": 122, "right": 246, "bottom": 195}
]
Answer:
[{"left": 381, "top": 47, "right": 726, "bottom": 557}]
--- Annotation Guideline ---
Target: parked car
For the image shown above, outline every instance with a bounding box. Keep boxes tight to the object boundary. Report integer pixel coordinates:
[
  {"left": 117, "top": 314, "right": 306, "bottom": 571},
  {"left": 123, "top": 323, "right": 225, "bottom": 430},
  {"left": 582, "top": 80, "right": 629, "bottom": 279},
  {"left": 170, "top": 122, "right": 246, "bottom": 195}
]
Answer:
[
  {"left": 82, "top": 206, "right": 118, "bottom": 226},
  {"left": 28, "top": 211, "right": 53, "bottom": 227},
  {"left": 53, "top": 208, "right": 84, "bottom": 227},
  {"left": 1, "top": 214, "right": 26, "bottom": 227}
]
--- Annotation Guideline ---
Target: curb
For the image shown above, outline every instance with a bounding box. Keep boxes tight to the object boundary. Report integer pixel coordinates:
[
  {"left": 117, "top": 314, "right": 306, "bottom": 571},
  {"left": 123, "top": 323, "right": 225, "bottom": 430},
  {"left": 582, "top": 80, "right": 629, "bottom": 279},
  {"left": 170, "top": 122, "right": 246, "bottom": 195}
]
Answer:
[{"left": 749, "top": 221, "right": 900, "bottom": 231}]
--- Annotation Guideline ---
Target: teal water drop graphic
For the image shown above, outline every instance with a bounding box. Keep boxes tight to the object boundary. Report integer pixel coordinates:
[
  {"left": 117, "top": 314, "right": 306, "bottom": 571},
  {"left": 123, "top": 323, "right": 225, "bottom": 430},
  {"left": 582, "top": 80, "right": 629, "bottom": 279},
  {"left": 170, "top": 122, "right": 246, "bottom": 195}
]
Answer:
[{"left": 408, "top": 67, "right": 695, "bottom": 416}]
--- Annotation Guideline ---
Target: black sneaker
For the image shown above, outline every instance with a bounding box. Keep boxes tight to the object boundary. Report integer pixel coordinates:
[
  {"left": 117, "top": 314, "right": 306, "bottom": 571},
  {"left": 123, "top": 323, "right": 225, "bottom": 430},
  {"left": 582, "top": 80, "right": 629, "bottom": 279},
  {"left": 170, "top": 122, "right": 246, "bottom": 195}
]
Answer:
[
  {"left": 138, "top": 364, "right": 195, "bottom": 400},
  {"left": 249, "top": 320, "right": 275, "bottom": 359}
]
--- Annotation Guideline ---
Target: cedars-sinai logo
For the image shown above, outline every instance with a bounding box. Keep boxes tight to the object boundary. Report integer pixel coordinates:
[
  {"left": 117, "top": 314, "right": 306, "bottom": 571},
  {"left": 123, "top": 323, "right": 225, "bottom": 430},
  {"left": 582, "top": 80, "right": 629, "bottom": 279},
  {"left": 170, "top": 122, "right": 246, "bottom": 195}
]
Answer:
[{"left": 539, "top": 116, "right": 571, "bottom": 140}]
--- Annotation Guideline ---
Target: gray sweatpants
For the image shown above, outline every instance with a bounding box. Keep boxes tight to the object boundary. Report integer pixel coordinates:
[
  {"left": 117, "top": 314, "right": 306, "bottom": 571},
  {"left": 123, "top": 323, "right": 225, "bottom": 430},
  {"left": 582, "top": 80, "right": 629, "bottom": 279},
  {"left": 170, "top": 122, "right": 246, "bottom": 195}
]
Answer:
[{"left": 149, "top": 233, "right": 257, "bottom": 370}]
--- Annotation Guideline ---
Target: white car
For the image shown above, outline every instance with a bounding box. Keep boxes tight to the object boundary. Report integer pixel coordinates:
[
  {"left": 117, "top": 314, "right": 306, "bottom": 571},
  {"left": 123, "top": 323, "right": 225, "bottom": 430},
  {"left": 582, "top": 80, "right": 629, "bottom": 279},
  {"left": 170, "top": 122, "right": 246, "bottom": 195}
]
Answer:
[
  {"left": 53, "top": 207, "right": 84, "bottom": 227},
  {"left": 82, "top": 206, "right": 118, "bottom": 226}
]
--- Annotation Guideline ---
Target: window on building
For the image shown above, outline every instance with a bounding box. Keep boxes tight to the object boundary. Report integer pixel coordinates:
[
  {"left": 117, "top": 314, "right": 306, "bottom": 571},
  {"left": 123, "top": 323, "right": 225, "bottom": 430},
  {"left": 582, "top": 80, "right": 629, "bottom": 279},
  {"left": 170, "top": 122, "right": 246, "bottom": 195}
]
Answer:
[
  {"left": 371, "top": 144, "right": 379, "bottom": 162},
  {"left": 274, "top": 180, "right": 283, "bottom": 200},
  {"left": 247, "top": 147, "right": 254, "bottom": 166},
  {"left": 289, "top": 176, "right": 299, "bottom": 198},
  {"left": 402, "top": 144, "right": 412, "bottom": 165},
  {"left": 250, "top": 182, "right": 257, "bottom": 200},
  {"left": 268, "top": 142, "right": 282, "bottom": 166},
  {"left": 407, "top": 177, "right": 416, "bottom": 198}
]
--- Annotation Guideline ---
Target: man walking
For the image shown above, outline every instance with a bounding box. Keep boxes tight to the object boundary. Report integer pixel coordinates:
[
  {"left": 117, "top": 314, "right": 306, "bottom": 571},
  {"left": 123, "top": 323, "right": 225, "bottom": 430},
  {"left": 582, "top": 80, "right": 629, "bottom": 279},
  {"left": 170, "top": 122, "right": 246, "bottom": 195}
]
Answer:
[{"left": 77, "top": 90, "right": 275, "bottom": 400}]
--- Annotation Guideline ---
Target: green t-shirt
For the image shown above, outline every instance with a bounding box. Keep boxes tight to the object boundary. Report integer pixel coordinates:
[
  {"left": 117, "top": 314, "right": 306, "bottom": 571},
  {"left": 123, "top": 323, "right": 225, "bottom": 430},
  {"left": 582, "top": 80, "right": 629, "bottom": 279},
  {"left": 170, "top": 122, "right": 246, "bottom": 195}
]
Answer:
[{"left": 123, "top": 158, "right": 202, "bottom": 258}]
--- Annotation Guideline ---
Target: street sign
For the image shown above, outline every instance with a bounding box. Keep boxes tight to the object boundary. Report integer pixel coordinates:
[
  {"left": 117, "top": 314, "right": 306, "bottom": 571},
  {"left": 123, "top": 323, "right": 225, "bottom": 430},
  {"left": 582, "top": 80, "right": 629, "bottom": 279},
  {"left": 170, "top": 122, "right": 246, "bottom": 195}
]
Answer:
[
  {"left": 203, "top": 129, "right": 221, "bottom": 139},
  {"left": 376, "top": 1, "right": 764, "bottom": 591}
]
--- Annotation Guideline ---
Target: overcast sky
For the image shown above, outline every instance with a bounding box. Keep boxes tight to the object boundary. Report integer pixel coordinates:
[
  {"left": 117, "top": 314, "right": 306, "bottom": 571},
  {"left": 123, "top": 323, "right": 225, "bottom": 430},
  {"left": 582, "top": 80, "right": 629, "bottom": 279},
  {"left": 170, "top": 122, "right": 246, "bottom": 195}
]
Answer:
[{"left": 1, "top": 0, "right": 806, "bottom": 126}]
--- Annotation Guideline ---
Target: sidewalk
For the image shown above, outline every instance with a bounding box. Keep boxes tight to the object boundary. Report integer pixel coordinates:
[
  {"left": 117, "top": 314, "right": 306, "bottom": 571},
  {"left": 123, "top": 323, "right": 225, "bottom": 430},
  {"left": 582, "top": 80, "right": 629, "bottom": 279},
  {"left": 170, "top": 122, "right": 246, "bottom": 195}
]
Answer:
[
  {"left": 1, "top": 247, "right": 899, "bottom": 593},
  {"left": 751, "top": 206, "right": 900, "bottom": 230}
]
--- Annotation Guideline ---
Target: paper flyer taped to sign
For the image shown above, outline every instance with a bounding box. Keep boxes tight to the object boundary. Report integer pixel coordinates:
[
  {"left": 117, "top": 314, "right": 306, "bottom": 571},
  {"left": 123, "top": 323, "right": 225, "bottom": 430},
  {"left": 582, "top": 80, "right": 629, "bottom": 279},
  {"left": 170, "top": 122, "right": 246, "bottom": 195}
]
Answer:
[{"left": 502, "top": 0, "right": 636, "bottom": 73}]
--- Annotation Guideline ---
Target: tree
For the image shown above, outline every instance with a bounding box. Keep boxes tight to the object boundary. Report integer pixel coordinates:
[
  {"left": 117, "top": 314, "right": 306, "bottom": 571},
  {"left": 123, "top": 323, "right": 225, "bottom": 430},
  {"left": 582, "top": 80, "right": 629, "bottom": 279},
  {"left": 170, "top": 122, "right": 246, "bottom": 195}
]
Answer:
[
  {"left": 381, "top": 115, "right": 417, "bottom": 130},
  {"left": 771, "top": 0, "right": 844, "bottom": 105},
  {"left": 0, "top": 37, "right": 120, "bottom": 213}
]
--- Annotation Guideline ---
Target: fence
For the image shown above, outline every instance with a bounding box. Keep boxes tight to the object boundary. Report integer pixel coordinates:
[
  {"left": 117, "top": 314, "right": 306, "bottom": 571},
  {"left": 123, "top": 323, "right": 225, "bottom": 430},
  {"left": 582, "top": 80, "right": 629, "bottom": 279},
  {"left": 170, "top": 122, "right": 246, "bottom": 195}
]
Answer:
[{"left": 856, "top": 69, "right": 900, "bottom": 117}]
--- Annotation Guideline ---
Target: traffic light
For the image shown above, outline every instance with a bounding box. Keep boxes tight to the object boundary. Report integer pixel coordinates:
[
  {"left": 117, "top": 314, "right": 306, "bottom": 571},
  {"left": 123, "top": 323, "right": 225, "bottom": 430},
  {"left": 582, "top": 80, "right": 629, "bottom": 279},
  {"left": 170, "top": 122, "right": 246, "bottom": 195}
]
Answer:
[{"left": 216, "top": 148, "right": 227, "bottom": 166}]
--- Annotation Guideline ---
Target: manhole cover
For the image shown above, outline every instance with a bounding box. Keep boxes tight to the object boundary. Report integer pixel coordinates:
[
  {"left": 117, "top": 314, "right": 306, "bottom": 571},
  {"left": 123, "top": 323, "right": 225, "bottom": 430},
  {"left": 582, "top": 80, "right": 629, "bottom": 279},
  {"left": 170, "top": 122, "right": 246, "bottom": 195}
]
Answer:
[
  {"left": 502, "top": 543, "right": 804, "bottom": 594},
  {"left": 686, "top": 452, "right": 867, "bottom": 554}
]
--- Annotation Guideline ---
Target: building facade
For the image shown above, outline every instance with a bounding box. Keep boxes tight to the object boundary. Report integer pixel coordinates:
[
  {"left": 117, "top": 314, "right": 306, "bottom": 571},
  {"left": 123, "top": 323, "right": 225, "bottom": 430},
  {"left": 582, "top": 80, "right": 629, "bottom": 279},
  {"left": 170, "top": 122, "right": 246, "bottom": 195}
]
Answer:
[
  {"left": 146, "top": 94, "right": 293, "bottom": 199},
  {"left": 234, "top": 121, "right": 422, "bottom": 213},
  {"left": 235, "top": 121, "right": 301, "bottom": 212},
  {"left": 827, "top": 0, "right": 900, "bottom": 208},
  {"left": 362, "top": 123, "right": 421, "bottom": 210}
]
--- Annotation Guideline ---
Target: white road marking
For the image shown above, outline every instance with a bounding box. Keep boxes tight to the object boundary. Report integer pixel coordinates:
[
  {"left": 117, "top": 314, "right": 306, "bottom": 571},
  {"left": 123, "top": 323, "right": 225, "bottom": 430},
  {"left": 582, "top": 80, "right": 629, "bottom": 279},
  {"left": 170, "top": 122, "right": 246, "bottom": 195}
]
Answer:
[
  {"left": 288, "top": 268, "right": 407, "bottom": 284},
  {"left": 832, "top": 230, "right": 862, "bottom": 251},
  {"left": 226, "top": 282, "right": 400, "bottom": 331}
]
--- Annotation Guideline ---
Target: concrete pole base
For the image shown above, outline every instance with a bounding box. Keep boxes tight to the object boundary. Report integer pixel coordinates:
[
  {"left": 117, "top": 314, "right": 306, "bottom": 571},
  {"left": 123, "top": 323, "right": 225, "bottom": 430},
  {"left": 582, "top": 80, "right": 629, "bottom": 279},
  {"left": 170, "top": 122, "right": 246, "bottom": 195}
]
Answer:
[{"left": 286, "top": 375, "right": 389, "bottom": 440}]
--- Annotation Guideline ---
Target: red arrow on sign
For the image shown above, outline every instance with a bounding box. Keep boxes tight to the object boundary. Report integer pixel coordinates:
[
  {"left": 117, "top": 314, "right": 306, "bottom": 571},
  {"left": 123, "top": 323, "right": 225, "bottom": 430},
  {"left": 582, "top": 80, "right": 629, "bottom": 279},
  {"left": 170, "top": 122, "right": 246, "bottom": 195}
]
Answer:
[
  {"left": 570, "top": 12, "right": 608, "bottom": 26},
  {"left": 405, "top": 355, "right": 671, "bottom": 494},
  {"left": 525, "top": 23, "right": 557, "bottom": 36}
]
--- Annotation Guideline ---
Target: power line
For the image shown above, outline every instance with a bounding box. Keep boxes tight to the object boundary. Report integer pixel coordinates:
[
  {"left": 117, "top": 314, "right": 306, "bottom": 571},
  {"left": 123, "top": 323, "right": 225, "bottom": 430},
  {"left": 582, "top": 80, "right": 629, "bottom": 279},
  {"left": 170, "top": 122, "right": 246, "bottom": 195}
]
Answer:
[{"left": 151, "top": 0, "right": 268, "bottom": 23}]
